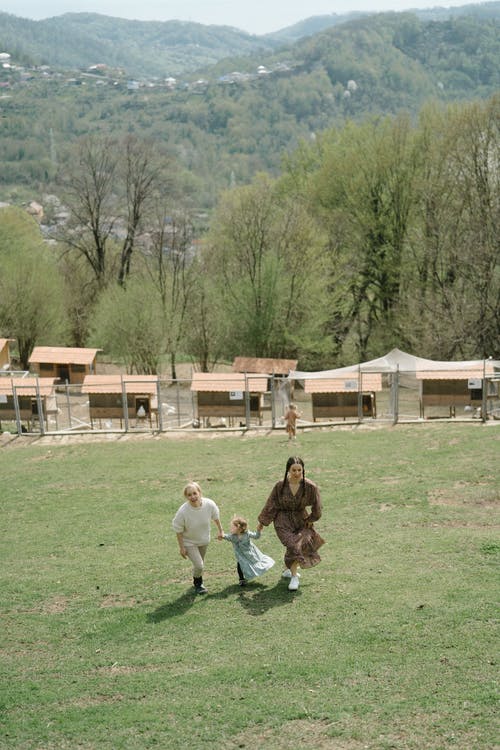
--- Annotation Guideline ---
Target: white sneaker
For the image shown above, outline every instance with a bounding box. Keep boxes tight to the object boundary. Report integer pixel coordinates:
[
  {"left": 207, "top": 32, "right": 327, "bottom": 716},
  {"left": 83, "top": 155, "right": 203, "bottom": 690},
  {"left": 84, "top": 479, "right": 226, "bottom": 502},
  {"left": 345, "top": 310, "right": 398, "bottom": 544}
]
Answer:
[
  {"left": 282, "top": 569, "right": 301, "bottom": 579},
  {"left": 288, "top": 575, "right": 300, "bottom": 591}
]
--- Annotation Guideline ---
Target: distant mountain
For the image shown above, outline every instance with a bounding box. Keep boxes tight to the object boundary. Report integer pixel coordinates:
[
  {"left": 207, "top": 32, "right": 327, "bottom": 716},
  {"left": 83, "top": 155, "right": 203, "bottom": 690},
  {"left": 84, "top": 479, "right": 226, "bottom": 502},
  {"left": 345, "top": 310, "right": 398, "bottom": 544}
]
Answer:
[
  {"left": 0, "top": 7, "right": 499, "bottom": 208},
  {"left": 1, "top": 3, "right": 499, "bottom": 78},
  {"left": 0, "top": 12, "right": 281, "bottom": 77}
]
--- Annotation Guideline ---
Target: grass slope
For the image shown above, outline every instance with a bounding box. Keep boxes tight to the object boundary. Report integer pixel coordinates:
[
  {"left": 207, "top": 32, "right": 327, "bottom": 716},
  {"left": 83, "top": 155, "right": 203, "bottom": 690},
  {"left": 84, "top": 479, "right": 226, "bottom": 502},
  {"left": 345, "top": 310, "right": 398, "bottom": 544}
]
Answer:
[{"left": 1, "top": 424, "right": 499, "bottom": 749}]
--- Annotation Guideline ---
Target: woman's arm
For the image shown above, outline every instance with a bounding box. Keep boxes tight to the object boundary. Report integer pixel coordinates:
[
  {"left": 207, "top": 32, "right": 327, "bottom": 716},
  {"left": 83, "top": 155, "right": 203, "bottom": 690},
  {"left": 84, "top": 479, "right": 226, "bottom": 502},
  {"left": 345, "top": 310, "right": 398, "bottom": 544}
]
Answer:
[{"left": 176, "top": 531, "right": 187, "bottom": 558}]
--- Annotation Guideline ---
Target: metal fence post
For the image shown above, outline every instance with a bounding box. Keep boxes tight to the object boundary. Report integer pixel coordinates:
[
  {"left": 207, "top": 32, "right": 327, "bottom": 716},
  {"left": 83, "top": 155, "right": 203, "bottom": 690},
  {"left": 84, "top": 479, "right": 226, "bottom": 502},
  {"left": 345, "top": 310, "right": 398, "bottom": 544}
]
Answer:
[
  {"left": 392, "top": 367, "right": 399, "bottom": 425},
  {"left": 12, "top": 385, "right": 22, "bottom": 436},
  {"left": 35, "top": 381, "right": 45, "bottom": 436},
  {"left": 245, "top": 374, "right": 250, "bottom": 428},
  {"left": 156, "top": 379, "right": 163, "bottom": 431},
  {"left": 121, "top": 376, "right": 129, "bottom": 432},
  {"left": 357, "top": 365, "right": 363, "bottom": 422}
]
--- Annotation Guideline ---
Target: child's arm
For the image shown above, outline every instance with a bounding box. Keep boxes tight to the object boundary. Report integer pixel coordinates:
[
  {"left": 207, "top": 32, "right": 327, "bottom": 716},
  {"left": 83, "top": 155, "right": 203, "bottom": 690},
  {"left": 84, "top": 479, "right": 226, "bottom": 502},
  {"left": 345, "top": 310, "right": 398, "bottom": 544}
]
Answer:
[
  {"left": 176, "top": 532, "right": 188, "bottom": 558},
  {"left": 248, "top": 530, "right": 261, "bottom": 539}
]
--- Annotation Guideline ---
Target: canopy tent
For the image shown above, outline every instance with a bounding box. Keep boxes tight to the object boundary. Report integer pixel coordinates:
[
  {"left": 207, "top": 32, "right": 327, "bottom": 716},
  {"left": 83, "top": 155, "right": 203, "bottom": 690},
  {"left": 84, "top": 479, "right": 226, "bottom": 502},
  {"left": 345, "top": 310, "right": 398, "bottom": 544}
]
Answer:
[{"left": 289, "top": 348, "right": 500, "bottom": 380}]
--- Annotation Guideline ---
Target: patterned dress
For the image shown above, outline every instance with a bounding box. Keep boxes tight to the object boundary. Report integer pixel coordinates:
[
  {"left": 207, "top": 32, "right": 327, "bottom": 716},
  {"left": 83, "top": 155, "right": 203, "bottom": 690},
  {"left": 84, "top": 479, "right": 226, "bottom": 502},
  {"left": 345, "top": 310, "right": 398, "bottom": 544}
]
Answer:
[
  {"left": 223, "top": 530, "right": 275, "bottom": 580},
  {"left": 258, "top": 478, "right": 324, "bottom": 569}
]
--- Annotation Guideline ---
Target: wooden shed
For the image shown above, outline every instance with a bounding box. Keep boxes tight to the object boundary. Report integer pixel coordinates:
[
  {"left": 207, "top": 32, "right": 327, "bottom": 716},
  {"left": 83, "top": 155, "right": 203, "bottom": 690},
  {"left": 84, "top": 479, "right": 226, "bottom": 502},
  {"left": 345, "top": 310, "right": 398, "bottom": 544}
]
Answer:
[
  {"left": 304, "top": 373, "right": 383, "bottom": 421},
  {"left": 0, "top": 338, "right": 14, "bottom": 370},
  {"left": 81, "top": 375, "right": 159, "bottom": 428},
  {"left": 191, "top": 373, "right": 268, "bottom": 426},
  {"left": 29, "top": 346, "right": 101, "bottom": 385},
  {"left": 0, "top": 377, "right": 58, "bottom": 430},
  {"left": 416, "top": 365, "right": 498, "bottom": 418}
]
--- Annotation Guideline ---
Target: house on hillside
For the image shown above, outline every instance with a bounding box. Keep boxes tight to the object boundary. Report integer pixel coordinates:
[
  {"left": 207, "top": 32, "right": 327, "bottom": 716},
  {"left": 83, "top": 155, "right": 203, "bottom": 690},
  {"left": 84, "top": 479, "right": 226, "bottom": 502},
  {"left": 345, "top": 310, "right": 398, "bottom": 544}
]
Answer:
[{"left": 29, "top": 347, "right": 101, "bottom": 385}]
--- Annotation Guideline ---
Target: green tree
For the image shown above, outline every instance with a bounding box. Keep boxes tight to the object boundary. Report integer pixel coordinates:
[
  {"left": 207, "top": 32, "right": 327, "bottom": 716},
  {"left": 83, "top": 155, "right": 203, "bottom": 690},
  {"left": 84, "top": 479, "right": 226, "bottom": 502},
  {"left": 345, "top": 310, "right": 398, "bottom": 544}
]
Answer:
[
  {"left": 310, "top": 114, "right": 418, "bottom": 362},
  {"left": 88, "top": 278, "right": 165, "bottom": 374},
  {"left": 206, "top": 174, "right": 329, "bottom": 364},
  {"left": 0, "top": 207, "right": 68, "bottom": 368},
  {"left": 401, "top": 96, "right": 500, "bottom": 359}
]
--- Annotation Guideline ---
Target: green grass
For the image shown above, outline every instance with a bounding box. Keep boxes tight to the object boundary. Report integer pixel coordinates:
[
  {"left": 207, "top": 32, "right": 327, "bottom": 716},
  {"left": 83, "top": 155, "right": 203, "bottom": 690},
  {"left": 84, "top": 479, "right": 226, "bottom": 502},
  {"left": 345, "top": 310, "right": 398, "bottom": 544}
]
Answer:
[{"left": 1, "top": 424, "right": 499, "bottom": 749}]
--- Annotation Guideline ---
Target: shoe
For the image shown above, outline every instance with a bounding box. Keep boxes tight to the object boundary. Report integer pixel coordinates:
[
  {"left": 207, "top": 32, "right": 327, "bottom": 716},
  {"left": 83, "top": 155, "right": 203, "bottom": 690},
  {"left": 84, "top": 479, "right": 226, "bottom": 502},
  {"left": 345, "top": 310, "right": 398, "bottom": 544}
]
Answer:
[
  {"left": 282, "top": 569, "right": 300, "bottom": 579},
  {"left": 193, "top": 577, "right": 207, "bottom": 594},
  {"left": 239, "top": 579, "right": 247, "bottom": 587},
  {"left": 288, "top": 575, "right": 300, "bottom": 591}
]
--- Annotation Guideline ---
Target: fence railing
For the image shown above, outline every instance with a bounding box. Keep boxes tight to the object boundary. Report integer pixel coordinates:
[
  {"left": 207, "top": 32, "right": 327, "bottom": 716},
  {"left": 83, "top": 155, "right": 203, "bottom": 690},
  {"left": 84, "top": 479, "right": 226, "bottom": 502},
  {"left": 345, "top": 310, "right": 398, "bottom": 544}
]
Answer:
[{"left": 0, "top": 370, "right": 498, "bottom": 436}]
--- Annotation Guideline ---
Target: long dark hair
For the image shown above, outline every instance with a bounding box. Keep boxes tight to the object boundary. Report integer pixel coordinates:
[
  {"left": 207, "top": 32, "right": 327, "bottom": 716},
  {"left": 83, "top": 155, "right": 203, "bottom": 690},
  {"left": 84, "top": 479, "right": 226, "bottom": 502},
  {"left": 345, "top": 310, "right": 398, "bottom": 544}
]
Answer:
[{"left": 283, "top": 456, "right": 305, "bottom": 486}]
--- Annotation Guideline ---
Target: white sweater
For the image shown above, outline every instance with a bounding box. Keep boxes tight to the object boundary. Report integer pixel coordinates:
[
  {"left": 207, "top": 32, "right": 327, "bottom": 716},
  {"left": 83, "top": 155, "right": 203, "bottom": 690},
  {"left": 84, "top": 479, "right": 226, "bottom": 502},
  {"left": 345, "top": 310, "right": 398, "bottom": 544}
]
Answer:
[{"left": 172, "top": 497, "right": 220, "bottom": 546}]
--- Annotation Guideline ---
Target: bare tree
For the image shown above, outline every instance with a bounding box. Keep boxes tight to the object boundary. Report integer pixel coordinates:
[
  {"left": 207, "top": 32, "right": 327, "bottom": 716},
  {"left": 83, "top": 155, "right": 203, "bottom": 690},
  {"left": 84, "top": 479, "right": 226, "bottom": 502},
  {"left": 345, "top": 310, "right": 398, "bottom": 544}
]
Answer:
[
  {"left": 145, "top": 208, "right": 197, "bottom": 379},
  {"left": 59, "top": 135, "right": 170, "bottom": 289}
]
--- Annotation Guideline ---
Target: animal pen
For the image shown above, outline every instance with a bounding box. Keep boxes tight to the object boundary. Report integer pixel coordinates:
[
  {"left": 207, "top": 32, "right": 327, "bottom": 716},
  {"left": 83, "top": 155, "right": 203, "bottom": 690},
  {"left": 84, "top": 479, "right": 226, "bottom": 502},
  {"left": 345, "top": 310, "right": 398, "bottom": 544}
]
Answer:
[{"left": 1, "top": 350, "right": 499, "bottom": 436}]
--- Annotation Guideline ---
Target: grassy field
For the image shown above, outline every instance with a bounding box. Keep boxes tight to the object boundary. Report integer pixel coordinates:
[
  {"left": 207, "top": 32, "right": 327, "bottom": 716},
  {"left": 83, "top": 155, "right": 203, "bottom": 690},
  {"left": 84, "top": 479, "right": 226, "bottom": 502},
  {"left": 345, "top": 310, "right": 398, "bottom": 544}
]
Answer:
[{"left": 1, "top": 424, "right": 499, "bottom": 749}]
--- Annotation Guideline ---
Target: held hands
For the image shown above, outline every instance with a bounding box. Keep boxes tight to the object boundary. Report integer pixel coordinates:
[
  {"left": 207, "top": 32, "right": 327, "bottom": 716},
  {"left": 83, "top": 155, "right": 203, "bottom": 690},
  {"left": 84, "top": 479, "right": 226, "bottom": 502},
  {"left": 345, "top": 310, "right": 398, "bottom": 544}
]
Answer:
[{"left": 256, "top": 523, "right": 264, "bottom": 532}]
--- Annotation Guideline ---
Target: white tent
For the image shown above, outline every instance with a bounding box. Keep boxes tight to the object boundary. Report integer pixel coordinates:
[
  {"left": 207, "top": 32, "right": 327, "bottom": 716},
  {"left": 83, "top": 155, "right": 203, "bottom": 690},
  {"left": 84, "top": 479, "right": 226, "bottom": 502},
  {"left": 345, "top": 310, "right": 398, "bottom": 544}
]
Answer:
[{"left": 289, "top": 348, "right": 500, "bottom": 380}]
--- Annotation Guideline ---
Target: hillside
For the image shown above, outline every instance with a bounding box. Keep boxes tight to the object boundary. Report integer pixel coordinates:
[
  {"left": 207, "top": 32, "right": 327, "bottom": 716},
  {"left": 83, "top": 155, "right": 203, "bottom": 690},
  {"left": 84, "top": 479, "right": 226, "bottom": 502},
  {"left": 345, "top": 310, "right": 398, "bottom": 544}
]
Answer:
[
  {"left": 0, "top": 12, "right": 281, "bottom": 78},
  {"left": 0, "top": 9, "right": 499, "bottom": 207},
  {"left": 0, "top": 3, "right": 499, "bottom": 77}
]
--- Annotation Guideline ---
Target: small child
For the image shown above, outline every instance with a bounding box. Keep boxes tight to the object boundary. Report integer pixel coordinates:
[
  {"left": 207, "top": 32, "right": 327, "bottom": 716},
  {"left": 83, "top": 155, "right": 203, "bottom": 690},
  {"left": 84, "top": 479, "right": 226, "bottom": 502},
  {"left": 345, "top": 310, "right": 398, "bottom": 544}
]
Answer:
[
  {"left": 222, "top": 515, "right": 275, "bottom": 586},
  {"left": 284, "top": 402, "right": 301, "bottom": 440},
  {"left": 172, "top": 481, "right": 224, "bottom": 594}
]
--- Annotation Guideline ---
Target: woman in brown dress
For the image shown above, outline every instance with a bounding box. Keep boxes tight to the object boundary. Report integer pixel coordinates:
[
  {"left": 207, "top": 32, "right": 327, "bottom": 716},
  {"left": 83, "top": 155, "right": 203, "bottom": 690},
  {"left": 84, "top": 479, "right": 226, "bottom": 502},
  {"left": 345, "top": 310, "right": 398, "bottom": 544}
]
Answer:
[{"left": 257, "top": 456, "right": 324, "bottom": 591}]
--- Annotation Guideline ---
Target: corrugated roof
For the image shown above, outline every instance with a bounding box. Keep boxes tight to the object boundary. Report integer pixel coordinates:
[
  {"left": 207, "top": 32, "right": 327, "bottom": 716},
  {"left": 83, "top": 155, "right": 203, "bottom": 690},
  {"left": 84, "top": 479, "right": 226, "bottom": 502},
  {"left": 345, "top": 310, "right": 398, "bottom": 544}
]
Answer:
[
  {"left": 415, "top": 367, "right": 495, "bottom": 380},
  {"left": 29, "top": 346, "right": 101, "bottom": 366},
  {"left": 191, "top": 372, "right": 268, "bottom": 393},
  {"left": 232, "top": 357, "right": 298, "bottom": 375},
  {"left": 82, "top": 375, "right": 158, "bottom": 394},
  {"left": 304, "top": 373, "right": 383, "bottom": 393},
  {"left": 0, "top": 377, "right": 57, "bottom": 396}
]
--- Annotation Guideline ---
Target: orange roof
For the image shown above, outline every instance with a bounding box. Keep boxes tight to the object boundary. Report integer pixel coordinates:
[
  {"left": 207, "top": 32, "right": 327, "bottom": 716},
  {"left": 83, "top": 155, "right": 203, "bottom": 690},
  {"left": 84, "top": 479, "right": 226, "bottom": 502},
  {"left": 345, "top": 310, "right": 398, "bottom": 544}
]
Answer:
[
  {"left": 0, "top": 338, "right": 15, "bottom": 350},
  {"left": 0, "top": 377, "right": 57, "bottom": 396},
  {"left": 29, "top": 346, "right": 101, "bottom": 366},
  {"left": 415, "top": 367, "right": 494, "bottom": 380},
  {"left": 82, "top": 375, "right": 158, "bottom": 394},
  {"left": 304, "top": 373, "right": 383, "bottom": 393},
  {"left": 232, "top": 357, "right": 298, "bottom": 375},
  {"left": 191, "top": 372, "right": 268, "bottom": 393}
]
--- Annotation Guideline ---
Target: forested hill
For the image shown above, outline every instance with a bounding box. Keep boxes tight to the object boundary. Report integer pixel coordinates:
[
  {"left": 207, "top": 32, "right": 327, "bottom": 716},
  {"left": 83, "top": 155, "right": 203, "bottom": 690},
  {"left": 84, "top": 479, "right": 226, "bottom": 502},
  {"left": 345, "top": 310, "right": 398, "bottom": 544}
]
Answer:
[
  {"left": 0, "top": 9, "right": 499, "bottom": 206},
  {"left": 0, "top": 2, "right": 499, "bottom": 77},
  {"left": 0, "top": 13, "right": 281, "bottom": 77}
]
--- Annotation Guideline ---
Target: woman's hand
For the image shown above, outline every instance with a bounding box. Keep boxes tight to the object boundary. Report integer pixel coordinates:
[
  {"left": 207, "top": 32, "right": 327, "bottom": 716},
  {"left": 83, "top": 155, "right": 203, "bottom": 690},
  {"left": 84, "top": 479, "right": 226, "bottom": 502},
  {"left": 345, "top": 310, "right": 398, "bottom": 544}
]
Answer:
[
  {"left": 256, "top": 523, "right": 264, "bottom": 532},
  {"left": 178, "top": 546, "right": 188, "bottom": 559}
]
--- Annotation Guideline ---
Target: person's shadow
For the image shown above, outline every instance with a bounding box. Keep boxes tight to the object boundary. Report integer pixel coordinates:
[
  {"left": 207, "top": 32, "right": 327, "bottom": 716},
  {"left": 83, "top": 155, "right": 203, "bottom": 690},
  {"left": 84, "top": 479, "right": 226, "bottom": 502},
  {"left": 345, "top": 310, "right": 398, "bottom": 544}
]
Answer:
[
  {"left": 146, "top": 579, "right": 300, "bottom": 622},
  {"left": 232, "top": 579, "right": 301, "bottom": 616},
  {"left": 146, "top": 589, "right": 198, "bottom": 622}
]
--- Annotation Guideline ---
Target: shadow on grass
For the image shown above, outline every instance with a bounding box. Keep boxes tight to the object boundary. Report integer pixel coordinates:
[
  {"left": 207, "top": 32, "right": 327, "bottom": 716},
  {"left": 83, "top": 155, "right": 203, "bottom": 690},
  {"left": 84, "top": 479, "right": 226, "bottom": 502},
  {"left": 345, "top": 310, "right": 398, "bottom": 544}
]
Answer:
[
  {"left": 210, "top": 579, "right": 301, "bottom": 616},
  {"left": 146, "top": 579, "right": 299, "bottom": 622},
  {"left": 146, "top": 589, "right": 198, "bottom": 622}
]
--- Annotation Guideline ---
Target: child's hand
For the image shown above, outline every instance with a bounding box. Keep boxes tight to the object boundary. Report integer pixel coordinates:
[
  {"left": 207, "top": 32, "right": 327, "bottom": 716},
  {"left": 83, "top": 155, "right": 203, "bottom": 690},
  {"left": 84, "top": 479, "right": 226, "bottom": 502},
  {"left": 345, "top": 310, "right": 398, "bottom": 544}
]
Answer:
[{"left": 217, "top": 533, "right": 224, "bottom": 540}]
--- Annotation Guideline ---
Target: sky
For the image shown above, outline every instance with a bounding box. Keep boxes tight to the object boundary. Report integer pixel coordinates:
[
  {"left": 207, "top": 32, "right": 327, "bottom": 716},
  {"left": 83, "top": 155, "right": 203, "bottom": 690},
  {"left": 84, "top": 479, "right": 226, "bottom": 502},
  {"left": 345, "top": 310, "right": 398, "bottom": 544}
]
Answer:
[{"left": 0, "top": 0, "right": 490, "bottom": 34}]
